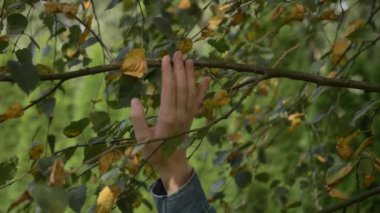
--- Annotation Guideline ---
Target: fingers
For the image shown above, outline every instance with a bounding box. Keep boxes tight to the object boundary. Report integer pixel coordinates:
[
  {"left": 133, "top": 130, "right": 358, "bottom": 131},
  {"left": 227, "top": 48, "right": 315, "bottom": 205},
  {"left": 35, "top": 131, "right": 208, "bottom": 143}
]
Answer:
[
  {"left": 194, "top": 77, "right": 211, "bottom": 110},
  {"left": 173, "top": 51, "right": 187, "bottom": 116},
  {"left": 159, "top": 55, "right": 175, "bottom": 122},
  {"left": 186, "top": 59, "right": 195, "bottom": 111},
  {"left": 131, "top": 98, "right": 151, "bottom": 142}
]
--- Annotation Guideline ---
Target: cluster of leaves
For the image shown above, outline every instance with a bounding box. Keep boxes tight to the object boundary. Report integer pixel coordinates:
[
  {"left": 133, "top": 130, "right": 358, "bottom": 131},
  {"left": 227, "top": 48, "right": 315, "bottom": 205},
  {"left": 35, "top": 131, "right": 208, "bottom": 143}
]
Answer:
[{"left": 0, "top": 0, "right": 380, "bottom": 212}]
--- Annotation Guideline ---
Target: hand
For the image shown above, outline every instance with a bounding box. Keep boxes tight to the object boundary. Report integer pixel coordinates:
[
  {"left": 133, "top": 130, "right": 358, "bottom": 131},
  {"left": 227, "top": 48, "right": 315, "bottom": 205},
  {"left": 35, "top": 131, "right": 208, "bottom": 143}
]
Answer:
[{"left": 130, "top": 51, "right": 210, "bottom": 194}]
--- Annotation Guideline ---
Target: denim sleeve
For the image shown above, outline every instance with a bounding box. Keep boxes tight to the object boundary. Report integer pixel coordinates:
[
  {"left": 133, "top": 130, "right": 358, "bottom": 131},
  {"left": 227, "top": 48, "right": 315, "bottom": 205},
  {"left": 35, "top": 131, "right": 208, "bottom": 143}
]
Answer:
[{"left": 150, "top": 170, "right": 216, "bottom": 213}]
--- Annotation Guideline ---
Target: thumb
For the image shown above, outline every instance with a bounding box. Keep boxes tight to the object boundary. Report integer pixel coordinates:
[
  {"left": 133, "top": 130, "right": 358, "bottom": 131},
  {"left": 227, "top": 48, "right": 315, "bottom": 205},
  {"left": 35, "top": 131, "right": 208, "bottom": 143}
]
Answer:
[{"left": 131, "top": 98, "right": 150, "bottom": 142}]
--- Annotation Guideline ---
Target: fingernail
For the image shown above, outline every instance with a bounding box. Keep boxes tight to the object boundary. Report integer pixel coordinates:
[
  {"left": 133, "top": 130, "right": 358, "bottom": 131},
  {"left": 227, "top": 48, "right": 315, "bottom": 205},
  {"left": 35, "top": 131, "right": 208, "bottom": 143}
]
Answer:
[{"left": 131, "top": 98, "right": 139, "bottom": 107}]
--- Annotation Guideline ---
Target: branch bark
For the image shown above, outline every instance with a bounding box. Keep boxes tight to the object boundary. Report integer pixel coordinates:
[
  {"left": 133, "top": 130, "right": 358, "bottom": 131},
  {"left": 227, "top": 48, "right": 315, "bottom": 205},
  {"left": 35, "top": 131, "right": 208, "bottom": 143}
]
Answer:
[
  {"left": 1, "top": 59, "right": 380, "bottom": 92},
  {"left": 319, "top": 186, "right": 380, "bottom": 213}
]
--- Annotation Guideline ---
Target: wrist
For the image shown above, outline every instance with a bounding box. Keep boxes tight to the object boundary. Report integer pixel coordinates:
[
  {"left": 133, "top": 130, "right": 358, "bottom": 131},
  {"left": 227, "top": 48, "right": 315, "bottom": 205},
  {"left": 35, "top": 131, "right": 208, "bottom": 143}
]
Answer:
[{"left": 156, "top": 157, "right": 192, "bottom": 195}]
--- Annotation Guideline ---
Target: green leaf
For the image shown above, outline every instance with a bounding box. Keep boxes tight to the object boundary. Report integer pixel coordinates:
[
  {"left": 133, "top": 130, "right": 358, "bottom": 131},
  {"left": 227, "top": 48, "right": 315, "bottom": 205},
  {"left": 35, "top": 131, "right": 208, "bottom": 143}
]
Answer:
[
  {"left": 63, "top": 118, "right": 90, "bottom": 138},
  {"left": 68, "top": 185, "right": 86, "bottom": 213},
  {"left": 83, "top": 143, "right": 107, "bottom": 163},
  {"left": 112, "top": 75, "right": 143, "bottom": 108},
  {"left": 16, "top": 48, "right": 33, "bottom": 64},
  {"left": 207, "top": 127, "right": 225, "bottom": 145},
  {"left": 37, "top": 157, "right": 54, "bottom": 177},
  {"left": 106, "top": 0, "right": 122, "bottom": 10},
  {"left": 351, "top": 101, "right": 380, "bottom": 127},
  {"left": 0, "top": 40, "right": 9, "bottom": 53},
  {"left": 28, "top": 183, "right": 68, "bottom": 213},
  {"left": 161, "top": 137, "right": 183, "bottom": 159},
  {"left": 287, "top": 200, "right": 302, "bottom": 209},
  {"left": 7, "top": 60, "right": 40, "bottom": 94},
  {"left": 38, "top": 98, "right": 56, "bottom": 118},
  {"left": 255, "top": 172, "right": 270, "bottom": 183},
  {"left": 63, "top": 147, "right": 77, "bottom": 162},
  {"left": 208, "top": 39, "right": 230, "bottom": 53},
  {"left": 90, "top": 111, "right": 110, "bottom": 132},
  {"left": 69, "top": 25, "right": 81, "bottom": 43},
  {"left": 7, "top": 13, "right": 28, "bottom": 34},
  {"left": 0, "top": 156, "right": 18, "bottom": 186},
  {"left": 274, "top": 186, "right": 289, "bottom": 204},
  {"left": 153, "top": 17, "right": 173, "bottom": 37},
  {"left": 234, "top": 169, "right": 252, "bottom": 188}
]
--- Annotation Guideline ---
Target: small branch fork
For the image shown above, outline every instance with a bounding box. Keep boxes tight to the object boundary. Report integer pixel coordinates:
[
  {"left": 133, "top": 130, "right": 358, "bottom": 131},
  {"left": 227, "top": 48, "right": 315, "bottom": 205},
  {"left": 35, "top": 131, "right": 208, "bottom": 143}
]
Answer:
[{"left": 1, "top": 59, "right": 380, "bottom": 92}]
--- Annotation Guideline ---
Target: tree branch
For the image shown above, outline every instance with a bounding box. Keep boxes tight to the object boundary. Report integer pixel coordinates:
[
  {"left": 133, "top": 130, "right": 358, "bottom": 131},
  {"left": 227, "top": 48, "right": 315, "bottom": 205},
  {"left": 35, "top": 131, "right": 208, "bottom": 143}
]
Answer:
[
  {"left": 1, "top": 59, "right": 380, "bottom": 92},
  {"left": 319, "top": 186, "right": 380, "bottom": 213}
]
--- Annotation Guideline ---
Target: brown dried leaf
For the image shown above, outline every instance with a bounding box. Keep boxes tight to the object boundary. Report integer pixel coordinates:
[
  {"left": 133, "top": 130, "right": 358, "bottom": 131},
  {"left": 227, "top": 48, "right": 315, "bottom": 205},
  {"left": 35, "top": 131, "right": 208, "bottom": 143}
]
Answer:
[
  {"left": 0, "top": 102, "right": 24, "bottom": 123},
  {"left": 288, "top": 4, "right": 305, "bottom": 21},
  {"left": 29, "top": 144, "right": 45, "bottom": 160},
  {"left": 49, "top": 159, "right": 65, "bottom": 187},
  {"left": 179, "top": 38, "right": 193, "bottom": 53},
  {"left": 344, "top": 20, "right": 365, "bottom": 37},
  {"left": 178, "top": 0, "right": 191, "bottom": 9},
  {"left": 336, "top": 131, "right": 358, "bottom": 160},
  {"left": 364, "top": 174, "right": 375, "bottom": 187},
  {"left": 326, "top": 163, "right": 354, "bottom": 187},
  {"left": 121, "top": 48, "right": 147, "bottom": 78},
  {"left": 329, "top": 188, "right": 348, "bottom": 200},
  {"left": 79, "top": 15, "right": 93, "bottom": 44},
  {"left": 318, "top": 10, "right": 337, "bottom": 21},
  {"left": 8, "top": 190, "right": 32, "bottom": 212},
  {"left": 354, "top": 137, "right": 374, "bottom": 157},
  {"left": 44, "top": 2, "right": 78, "bottom": 16},
  {"left": 99, "top": 151, "right": 122, "bottom": 175}
]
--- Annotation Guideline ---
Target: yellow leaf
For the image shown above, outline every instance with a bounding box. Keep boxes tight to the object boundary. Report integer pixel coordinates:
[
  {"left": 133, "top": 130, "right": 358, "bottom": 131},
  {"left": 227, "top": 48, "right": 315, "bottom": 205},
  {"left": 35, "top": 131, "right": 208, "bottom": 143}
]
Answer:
[
  {"left": 288, "top": 113, "right": 303, "bottom": 131},
  {"left": 218, "top": 2, "right": 235, "bottom": 14},
  {"left": 336, "top": 131, "right": 358, "bottom": 160},
  {"left": 0, "top": 102, "right": 24, "bottom": 123},
  {"left": 121, "top": 48, "right": 147, "bottom": 78},
  {"left": 126, "top": 155, "right": 141, "bottom": 175},
  {"left": 327, "top": 71, "right": 337, "bottom": 78},
  {"left": 49, "top": 159, "right": 65, "bottom": 187},
  {"left": 79, "top": 15, "right": 93, "bottom": 45},
  {"left": 318, "top": 10, "right": 337, "bottom": 21},
  {"left": 288, "top": 4, "right": 305, "bottom": 21},
  {"left": 95, "top": 185, "right": 120, "bottom": 213},
  {"left": 332, "top": 39, "right": 351, "bottom": 65},
  {"left": 344, "top": 20, "right": 365, "bottom": 37},
  {"left": 314, "top": 154, "right": 327, "bottom": 164},
  {"left": 29, "top": 144, "right": 45, "bottom": 160},
  {"left": 364, "top": 174, "right": 375, "bottom": 187},
  {"left": 36, "top": 64, "right": 54, "bottom": 75},
  {"left": 214, "top": 90, "right": 230, "bottom": 106},
  {"left": 326, "top": 163, "right": 353, "bottom": 187},
  {"left": 178, "top": 0, "right": 191, "bottom": 9},
  {"left": 329, "top": 188, "right": 348, "bottom": 200},
  {"left": 179, "top": 38, "right": 193, "bottom": 54},
  {"left": 354, "top": 136, "right": 374, "bottom": 157},
  {"left": 99, "top": 151, "right": 122, "bottom": 175},
  {"left": 44, "top": 2, "right": 78, "bottom": 16}
]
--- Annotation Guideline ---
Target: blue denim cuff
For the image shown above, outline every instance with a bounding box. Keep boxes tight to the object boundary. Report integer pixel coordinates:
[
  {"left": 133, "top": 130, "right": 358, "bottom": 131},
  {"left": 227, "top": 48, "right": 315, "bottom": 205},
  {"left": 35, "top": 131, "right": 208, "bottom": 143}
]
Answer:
[{"left": 150, "top": 170, "right": 216, "bottom": 213}]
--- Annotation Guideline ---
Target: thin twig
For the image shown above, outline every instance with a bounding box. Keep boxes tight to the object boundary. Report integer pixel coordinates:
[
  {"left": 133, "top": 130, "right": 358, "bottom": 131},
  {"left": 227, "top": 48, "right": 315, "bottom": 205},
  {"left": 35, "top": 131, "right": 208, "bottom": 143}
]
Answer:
[
  {"left": 2, "top": 59, "right": 380, "bottom": 92},
  {"left": 319, "top": 186, "right": 380, "bottom": 213}
]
